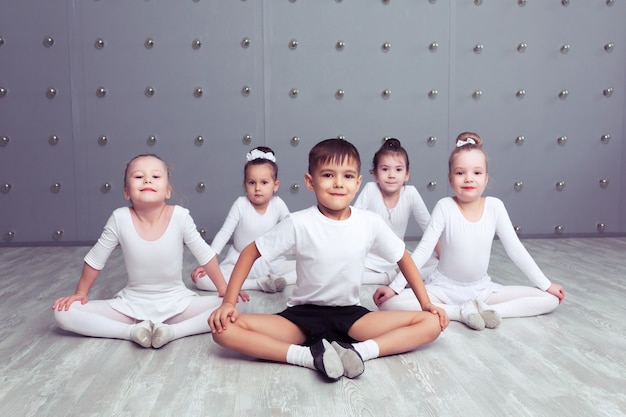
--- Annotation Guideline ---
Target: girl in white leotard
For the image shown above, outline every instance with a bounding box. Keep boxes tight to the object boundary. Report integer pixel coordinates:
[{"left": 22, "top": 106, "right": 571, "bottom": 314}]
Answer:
[
  {"left": 374, "top": 132, "right": 566, "bottom": 330},
  {"left": 52, "top": 154, "right": 250, "bottom": 348}
]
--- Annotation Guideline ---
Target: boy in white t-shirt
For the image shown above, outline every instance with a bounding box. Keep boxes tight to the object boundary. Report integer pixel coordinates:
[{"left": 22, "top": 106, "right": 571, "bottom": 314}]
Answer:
[{"left": 208, "top": 138, "right": 448, "bottom": 381}]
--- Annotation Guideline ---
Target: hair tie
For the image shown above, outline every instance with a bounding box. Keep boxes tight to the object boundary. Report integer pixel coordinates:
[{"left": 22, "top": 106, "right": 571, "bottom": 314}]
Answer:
[
  {"left": 456, "top": 138, "right": 476, "bottom": 147},
  {"left": 246, "top": 149, "right": 276, "bottom": 162}
]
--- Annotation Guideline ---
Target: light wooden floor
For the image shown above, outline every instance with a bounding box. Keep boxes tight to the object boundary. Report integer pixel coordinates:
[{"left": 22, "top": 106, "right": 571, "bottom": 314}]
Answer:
[{"left": 1, "top": 237, "right": 625, "bottom": 417}]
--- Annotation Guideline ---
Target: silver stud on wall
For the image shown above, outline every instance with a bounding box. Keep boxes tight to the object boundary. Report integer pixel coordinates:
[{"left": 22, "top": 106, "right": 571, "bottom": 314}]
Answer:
[
  {"left": 427, "top": 181, "right": 437, "bottom": 191},
  {"left": 554, "top": 225, "right": 564, "bottom": 234},
  {"left": 96, "top": 87, "right": 107, "bottom": 98},
  {"left": 195, "top": 135, "right": 204, "bottom": 146},
  {"left": 95, "top": 38, "right": 105, "bottom": 49},
  {"left": 0, "top": 87, "right": 6, "bottom": 97},
  {"left": 382, "top": 42, "right": 391, "bottom": 52},
  {"left": 517, "top": 43, "right": 527, "bottom": 53},
  {"left": 336, "top": 40, "right": 345, "bottom": 51},
  {"left": 604, "top": 42, "right": 614, "bottom": 53},
  {"left": 599, "top": 178, "right": 609, "bottom": 189},
  {"left": 147, "top": 135, "right": 156, "bottom": 146},
  {"left": 514, "top": 181, "right": 524, "bottom": 191},
  {"left": 198, "top": 228, "right": 206, "bottom": 238},
  {"left": 101, "top": 183, "right": 112, "bottom": 193},
  {"left": 556, "top": 181, "right": 566, "bottom": 191},
  {"left": 429, "top": 42, "right": 438, "bottom": 52},
  {"left": 1, "top": 183, "right": 11, "bottom": 194},
  {"left": 241, "top": 37, "right": 251, "bottom": 48},
  {"left": 1, "top": 136, "right": 10, "bottom": 147},
  {"left": 46, "top": 88, "right": 57, "bottom": 99},
  {"left": 43, "top": 36, "right": 54, "bottom": 47},
  {"left": 603, "top": 87, "right": 613, "bottom": 97},
  {"left": 335, "top": 89, "right": 345, "bottom": 99},
  {"left": 428, "top": 89, "right": 438, "bottom": 99},
  {"left": 514, "top": 226, "right": 522, "bottom": 235},
  {"left": 4, "top": 230, "right": 16, "bottom": 242},
  {"left": 597, "top": 223, "right": 606, "bottom": 232},
  {"left": 559, "top": 89, "right": 569, "bottom": 99},
  {"left": 289, "top": 88, "right": 299, "bottom": 98},
  {"left": 242, "top": 134, "right": 252, "bottom": 144},
  {"left": 381, "top": 89, "right": 391, "bottom": 99},
  {"left": 600, "top": 134, "right": 611, "bottom": 144},
  {"left": 474, "top": 0, "right": 483, "bottom": 5},
  {"left": 516, "top": 89, "right": 526, "bottom": 99},
  {"left": 472, "top": 90, "right": 482, "bottom": 100},
  {"left": 561, "top": 0, "right": 569, "bottom": 6},
  {"left": 557, "top": 136, "right": 567, "bottom": 146},
  {"left": 290, "top": 183, "right": 300, "bottom": 193},
  {"left": 194, "top": 87, "right": 203, "bottom": 97},
  {"left": 145, "top": 38, "right": 154, "bottom": 49},
  {"left": 52, "top": 230, "right": 63, "bottom": 241},
  {"left": 289, "top": 39, "right": 298, "bottom": 50},
  {"left": 473, "top": 44, "right": 483, "bottom": 54},
  {"left": 427, "top": 136, "right": 437, "bottom": 146},
  {"left": 50, "top": 182, "right": 62, "bottom": 193},
  {"left": 98, "top": 135, "right": 108, "bottom": 146},
  {"left": 606, "top": 0, "right": 615, "bottom": 6},
  {"left": 518, "top": 0, "right": 527, "bottom": 6},
  {"left": 241, "top": 86, "right": 251, "bottom": 96},
  {"left": 196, "top": 182, "right": 206, "bottom": 192},
  {"left": 290, "top": 136, "right": 300, "bottom": 146},
  {"left": 0, "top": 36, "right": 4, "bottom": 46},
  {"left": 192, "top": 39, "right": 202, "bottom": 50},
  {"left": 560, "top": 44, "right": 570, "bottom": 54},
  {"left": 145, "top": 86, "right": 155, "bottom": 97},
  {"left": 49, "top": 135, "right": 59, "bottom": 145}
]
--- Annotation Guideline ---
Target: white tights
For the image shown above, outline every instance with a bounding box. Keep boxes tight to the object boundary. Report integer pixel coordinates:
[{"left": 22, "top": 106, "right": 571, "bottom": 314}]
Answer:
[
  {"left": 380, "top": 285, "right": 559, "bottom": 321},
  {"left": 53, "top": 296, "right": 244, "bottom": 342}
]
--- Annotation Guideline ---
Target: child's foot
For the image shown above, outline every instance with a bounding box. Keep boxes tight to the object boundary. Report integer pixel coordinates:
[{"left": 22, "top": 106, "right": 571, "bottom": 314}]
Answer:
[
  {"left": 331, "top": 341, "right": 364, "bottom": 379},
  {"left": 130, "top": 320, "right": 153, "bottom": 348},
  {"left": 459, "top": 300, "right": 485, "bottom": 330},
  {"left": 310, "top": 339, "right": 344, "bottom": 381},
  {"left": 473, "top": 300, "right": 502, "bottom": 329},
  {"left": 152, "top": 323, "right": 174, "bottom": 349},
  {"left": 257, "top": 274, "right": 287, "bottom": 293}
]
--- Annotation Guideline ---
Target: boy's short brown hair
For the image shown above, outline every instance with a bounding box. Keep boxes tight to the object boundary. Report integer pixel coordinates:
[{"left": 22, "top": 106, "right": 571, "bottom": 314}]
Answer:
[{"left": 308, "top": 138, "right": 361, "bottom": 175}]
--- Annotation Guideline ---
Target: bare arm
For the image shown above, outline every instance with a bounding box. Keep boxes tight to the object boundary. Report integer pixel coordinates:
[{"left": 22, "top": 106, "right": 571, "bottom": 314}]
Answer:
[
  {"left": 201, "top": 255, "right": 250, "bottom": 301},
  {"left": 208, "top": 242, "right": 261, "bottom": 333},
  {"left": 51, "top": 262, "right": 100, "bottom": 311},
  {"left": 397, "top": 251, "right": 449, "bottom": 330}
]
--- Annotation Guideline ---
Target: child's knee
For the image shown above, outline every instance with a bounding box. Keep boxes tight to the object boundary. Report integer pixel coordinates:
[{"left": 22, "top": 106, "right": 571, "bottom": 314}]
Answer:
[{"left": 424, "top": 313, "right": 442, "bottom": 341}]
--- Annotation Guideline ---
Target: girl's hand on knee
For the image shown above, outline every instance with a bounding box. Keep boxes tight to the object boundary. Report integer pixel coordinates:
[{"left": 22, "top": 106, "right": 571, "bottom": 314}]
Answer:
[
  {"left": 52, "top": 294, "right": 88, "bottom": 311},
  {"left": 373, "top": 286, "right": 396, "bottom": 307},
  {"left": 547, "top": 283, "right": 565, "bottom": 303},
  {"left": 190, "top": 266, "right": 206, "bottom": 283},
  {"left": 423, "top": 304, "right": 449, "bottom": 330}
]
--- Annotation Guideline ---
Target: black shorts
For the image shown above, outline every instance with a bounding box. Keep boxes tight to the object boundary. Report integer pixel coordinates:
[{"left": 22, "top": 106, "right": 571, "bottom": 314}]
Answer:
[{"left": 277, "top": 304, "right": 371, "bottom": 346}]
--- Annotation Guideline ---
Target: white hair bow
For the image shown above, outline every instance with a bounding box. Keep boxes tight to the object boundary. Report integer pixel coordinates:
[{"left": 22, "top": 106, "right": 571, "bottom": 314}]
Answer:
[
  {"left": 456, "top": 138, "right": 476, "bottom": 147},
  {"left": 246, "top": 149, "right": 276, "bottom": 162}
]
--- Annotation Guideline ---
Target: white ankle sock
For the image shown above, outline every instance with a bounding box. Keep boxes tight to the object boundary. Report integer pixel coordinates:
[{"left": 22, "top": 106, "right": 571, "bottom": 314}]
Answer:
[
  {"left": 286, "top": 344, "right": 314, "bottom": 369},
  {"left": 352, "top": 339, "right": 379, "bottom": 362}
]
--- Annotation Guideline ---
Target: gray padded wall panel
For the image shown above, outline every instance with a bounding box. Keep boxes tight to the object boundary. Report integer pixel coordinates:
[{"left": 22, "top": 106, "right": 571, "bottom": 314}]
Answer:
[{"left": 1, "top": 0, "right": 625, "bottom": 245}]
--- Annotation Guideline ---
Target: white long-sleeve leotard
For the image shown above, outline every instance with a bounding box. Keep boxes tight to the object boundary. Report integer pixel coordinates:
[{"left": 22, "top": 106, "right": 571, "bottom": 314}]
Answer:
[
  {"left": 354, "top": 182, "right": 431, "bottom": 272},
  {"left": 388, "top": 197, "right": 552, "bottom": 295},
  {"left": 211, "top": 196, "right": 290, "bottom": 279},
  {"left": 84, "top": 205, "right": 216, "bottom": 322}
]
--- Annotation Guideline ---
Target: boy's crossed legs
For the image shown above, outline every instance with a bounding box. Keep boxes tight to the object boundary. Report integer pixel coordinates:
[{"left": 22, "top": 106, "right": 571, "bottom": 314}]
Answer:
[{"left": 211, "top": 308, "right": 441, "bottom": 381}]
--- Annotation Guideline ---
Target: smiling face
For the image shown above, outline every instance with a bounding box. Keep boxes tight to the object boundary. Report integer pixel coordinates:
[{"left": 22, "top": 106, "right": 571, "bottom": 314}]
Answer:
[
  {"left": 449, "top": 148, "right": 488, "bottom": 204},
  {"left": 373, "top": 153, "right": 410, "bottom": 197},
  {"left": 304, "top": 156, "right": 362, "bottom": 220},
  {"left": 244, "top": 163, "right": 279, "bottom": 211},
  {"left": 123, "top": 155, "right": 171, "bottom": 206}
]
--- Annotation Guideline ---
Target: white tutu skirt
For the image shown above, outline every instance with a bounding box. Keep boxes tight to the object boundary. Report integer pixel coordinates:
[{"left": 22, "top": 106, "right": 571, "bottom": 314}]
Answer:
[{"left": 424, "top": 269, "right": 502, "bottom": 305}]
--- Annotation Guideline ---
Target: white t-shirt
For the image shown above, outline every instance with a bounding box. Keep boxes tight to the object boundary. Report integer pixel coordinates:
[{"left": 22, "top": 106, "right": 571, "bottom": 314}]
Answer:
[{"left": 256, "top": 205, "right": 406, "bottom": 307}]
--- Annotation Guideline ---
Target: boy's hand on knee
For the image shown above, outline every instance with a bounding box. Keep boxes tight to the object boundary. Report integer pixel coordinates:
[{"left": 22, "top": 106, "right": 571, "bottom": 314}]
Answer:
[{"left": 208, "top": 302, "right": 238, "bottom": 333}]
